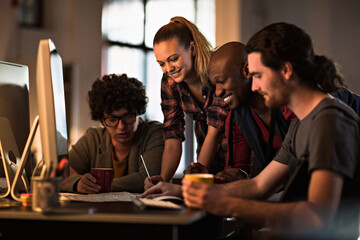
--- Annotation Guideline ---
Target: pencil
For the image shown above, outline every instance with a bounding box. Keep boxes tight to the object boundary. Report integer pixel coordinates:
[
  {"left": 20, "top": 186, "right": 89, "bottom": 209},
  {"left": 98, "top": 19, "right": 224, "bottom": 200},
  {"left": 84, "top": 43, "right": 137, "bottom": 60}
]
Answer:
[{"left": 140, "top": 154, "right": 153, "bottom": 183}]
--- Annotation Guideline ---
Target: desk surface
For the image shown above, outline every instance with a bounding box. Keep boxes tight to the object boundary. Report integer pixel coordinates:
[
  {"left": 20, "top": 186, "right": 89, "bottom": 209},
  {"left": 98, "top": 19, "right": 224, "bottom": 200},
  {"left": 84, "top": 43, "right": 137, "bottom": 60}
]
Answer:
[
  {"left": 0, "top": 200, "right": 207, "bottom": 225},
  {"left": 0, "top": 200, "right": 218, "bottom": 240}
]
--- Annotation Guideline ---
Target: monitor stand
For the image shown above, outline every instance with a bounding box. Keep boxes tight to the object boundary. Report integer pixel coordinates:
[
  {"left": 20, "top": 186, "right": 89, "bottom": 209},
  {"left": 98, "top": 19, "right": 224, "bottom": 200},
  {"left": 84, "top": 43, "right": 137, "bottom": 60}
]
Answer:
[
  {"left": 0, "top": 116, "right": 40, "bottom": 201},
  {"left": 10, "top": 115, "right": 40, "bottom": 201},
  {"left": 0, "top": 117, "right": 30, "bottom": 199}
]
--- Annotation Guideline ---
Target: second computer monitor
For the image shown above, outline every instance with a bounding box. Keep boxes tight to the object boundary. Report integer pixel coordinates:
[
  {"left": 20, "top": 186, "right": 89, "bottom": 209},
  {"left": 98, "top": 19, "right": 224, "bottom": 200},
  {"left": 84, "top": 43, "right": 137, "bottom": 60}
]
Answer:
[{"left": 36, "top": 39, "right": 68, "bottom": 178}]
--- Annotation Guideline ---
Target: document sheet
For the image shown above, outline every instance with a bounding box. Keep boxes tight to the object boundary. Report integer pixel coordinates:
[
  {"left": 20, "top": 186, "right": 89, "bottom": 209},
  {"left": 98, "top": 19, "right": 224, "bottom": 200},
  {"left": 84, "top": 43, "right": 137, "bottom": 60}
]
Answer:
[{"left": 59, "top": 192, "right": 137, "bottom": 202}]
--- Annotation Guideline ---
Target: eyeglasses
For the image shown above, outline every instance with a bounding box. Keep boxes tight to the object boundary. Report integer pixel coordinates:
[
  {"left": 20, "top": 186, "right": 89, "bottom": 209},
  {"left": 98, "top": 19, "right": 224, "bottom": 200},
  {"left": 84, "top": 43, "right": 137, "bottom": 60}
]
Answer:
[{"left": 103, "top": 113, "right": 137, "bottom": 127}]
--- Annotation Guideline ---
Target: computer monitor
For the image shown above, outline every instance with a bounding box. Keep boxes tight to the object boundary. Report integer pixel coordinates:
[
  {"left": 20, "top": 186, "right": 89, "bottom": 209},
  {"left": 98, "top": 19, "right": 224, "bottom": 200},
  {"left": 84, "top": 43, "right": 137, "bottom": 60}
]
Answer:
[
  {"left": 0, "top": 61, "right": 31, "bottom": 198},
  {"left": 10, "top": 39, "right": 69, "bottom": 201},
  {"left": 36, "top": 39, "right": 69, "bottom": 178}
]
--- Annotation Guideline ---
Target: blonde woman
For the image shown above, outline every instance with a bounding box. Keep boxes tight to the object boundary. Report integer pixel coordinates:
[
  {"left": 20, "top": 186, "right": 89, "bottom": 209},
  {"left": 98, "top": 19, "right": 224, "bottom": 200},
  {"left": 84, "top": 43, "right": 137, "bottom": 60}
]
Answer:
[{"left": 144, "top": 16, "right": 228, "bottom": 189}]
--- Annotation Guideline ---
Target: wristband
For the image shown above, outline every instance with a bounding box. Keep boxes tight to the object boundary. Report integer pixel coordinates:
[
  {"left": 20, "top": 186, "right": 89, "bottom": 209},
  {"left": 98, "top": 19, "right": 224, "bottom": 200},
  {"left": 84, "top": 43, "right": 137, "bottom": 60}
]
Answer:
[{"left": 238, "top": 168, "right": 250, "bottom": 179}]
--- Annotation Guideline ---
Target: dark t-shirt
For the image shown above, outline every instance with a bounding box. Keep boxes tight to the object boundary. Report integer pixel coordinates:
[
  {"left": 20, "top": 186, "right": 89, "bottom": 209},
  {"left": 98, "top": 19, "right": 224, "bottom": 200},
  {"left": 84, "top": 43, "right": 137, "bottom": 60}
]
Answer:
[
  {"left": 274, "top": 97, "right": 360, "bottom": 237},
  {"left": 275, "top": 98, "right": 359, "bottom": 181}
]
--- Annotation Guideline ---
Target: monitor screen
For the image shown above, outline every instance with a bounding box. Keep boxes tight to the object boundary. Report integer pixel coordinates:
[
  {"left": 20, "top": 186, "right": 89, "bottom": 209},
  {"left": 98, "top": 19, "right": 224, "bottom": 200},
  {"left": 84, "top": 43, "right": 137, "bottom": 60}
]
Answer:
[
  {"left": 36, "top": 39, "right": 68, "bottom": 178},
  {"left": 50, "top": 43, "right": 68, "bottom": 158},
  {"left": 0, "top": 61, "right": 31, "bottom": 197},
  {"left": 0, "top": 61, "right": 30, "bottom": 160}
]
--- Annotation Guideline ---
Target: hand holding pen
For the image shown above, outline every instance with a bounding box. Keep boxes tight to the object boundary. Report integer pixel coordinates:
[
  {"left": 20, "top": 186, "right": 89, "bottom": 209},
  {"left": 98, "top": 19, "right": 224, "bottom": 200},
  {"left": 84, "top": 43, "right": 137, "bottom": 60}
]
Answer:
[{"left": 144, "top": 175, "right": 163, "bottom": 191}]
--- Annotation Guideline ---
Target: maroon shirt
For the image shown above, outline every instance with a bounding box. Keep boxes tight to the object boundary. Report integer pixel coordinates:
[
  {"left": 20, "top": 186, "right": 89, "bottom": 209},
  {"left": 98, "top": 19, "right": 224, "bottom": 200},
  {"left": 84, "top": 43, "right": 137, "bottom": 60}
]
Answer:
[{"left": 225, "top": 107, "right": 296, "bottom": 174}]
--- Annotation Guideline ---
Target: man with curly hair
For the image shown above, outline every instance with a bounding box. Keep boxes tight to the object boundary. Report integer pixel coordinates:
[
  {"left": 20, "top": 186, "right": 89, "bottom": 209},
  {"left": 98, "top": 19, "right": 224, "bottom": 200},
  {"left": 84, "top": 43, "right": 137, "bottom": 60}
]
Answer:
[{"left": 61, "top": 74, "right": 164, "bottom": 193}]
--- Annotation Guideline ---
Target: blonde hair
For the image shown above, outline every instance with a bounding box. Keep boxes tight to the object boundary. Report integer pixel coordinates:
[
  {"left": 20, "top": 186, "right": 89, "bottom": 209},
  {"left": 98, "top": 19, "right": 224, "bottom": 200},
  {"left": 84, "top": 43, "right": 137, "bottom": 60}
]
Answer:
[{"left": 153, "top": 16, "right": 213, "bottom": 86}]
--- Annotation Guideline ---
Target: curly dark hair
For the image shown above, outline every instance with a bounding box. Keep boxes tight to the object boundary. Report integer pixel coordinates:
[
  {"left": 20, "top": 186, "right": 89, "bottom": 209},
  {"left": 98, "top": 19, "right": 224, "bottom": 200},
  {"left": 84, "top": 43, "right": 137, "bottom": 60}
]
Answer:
[{"left": 88, "top": 74, "right": 148, "bottom": 121}]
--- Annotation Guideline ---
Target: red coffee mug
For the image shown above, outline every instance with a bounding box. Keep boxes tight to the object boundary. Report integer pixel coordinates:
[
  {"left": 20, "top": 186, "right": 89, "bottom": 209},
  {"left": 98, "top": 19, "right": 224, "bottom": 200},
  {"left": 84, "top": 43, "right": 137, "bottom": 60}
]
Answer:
[{"left": 91, "top": 168, "right": 114, "bottom": 193}]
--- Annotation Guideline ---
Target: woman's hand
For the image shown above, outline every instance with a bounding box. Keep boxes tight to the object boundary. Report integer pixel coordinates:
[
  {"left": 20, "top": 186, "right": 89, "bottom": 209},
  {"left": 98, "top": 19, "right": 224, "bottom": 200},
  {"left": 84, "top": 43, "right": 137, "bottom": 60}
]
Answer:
[
  {"left": 183, "top": 162, "right": 208, "bottom": 175},
  {"left": 144, "top": 175, "right": 163, "bottom": 191}
]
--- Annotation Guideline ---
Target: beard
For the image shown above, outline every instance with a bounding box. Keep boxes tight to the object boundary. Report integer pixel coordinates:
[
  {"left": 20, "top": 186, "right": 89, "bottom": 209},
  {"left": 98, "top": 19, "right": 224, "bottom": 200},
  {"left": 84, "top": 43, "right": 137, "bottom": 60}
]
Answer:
[
  {"left": 262, "top": 78, "right": 290, "bottom": 108},
  {"left": 265, "top": 99, "right": 280, "bottom": 108},
  {"left": 263, "top": 94, "right": 284, "bottom": 108}
]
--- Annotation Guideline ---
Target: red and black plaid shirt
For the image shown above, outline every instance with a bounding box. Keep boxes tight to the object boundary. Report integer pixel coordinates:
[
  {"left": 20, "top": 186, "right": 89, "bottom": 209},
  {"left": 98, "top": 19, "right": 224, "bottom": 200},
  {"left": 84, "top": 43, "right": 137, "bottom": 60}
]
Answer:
[{"left": 161, "top": 75, "right": 229, "bottom": 173}]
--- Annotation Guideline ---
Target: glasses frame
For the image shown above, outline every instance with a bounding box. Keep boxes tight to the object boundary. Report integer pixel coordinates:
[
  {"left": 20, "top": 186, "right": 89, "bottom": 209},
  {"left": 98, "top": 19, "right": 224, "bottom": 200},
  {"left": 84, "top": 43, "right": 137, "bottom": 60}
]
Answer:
[{"left": 103, "top": 112, "right": 137, "bottom": 127}]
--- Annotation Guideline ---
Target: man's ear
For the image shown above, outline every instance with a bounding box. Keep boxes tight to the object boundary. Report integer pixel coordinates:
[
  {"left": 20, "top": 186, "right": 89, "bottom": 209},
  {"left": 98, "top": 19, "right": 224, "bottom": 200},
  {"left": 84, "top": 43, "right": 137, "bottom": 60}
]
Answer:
[
  {"left": 281, "top": 61, "right": 293, "bottom": 81},
  {"left": 241, "top": 63, "right": 251, "bottom": 79},
  {"left": 190, "top": 41, "right": 196, "bottom": 56}
]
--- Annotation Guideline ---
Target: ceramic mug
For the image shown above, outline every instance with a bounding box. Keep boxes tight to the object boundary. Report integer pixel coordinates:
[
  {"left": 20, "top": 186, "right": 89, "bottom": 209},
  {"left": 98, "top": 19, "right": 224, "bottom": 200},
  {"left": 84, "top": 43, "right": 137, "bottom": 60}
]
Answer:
[
  {"left": 91, "top": 168, "right": 114, "bottom": 193},
  {"left": 31, "top": 177, "right": 60, "bottom": 212},
  {"left": 184, "top": 173, "right": 214, "bottom": 185}
]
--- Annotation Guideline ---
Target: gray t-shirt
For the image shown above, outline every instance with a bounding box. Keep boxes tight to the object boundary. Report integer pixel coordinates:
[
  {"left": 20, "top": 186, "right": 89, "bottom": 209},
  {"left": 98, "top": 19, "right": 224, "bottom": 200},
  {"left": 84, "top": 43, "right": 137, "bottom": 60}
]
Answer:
[
  {"left": 274, "top": 97, "right": 360, "bottom": 240},
  {"left": 275, "top": 97, "right": 360, "bottom": 198}
]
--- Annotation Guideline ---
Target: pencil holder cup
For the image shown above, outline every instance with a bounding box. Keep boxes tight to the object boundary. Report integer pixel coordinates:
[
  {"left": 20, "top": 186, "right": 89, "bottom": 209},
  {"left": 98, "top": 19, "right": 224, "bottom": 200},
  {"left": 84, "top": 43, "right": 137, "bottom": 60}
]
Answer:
[{"left": 31, "top": 177, "right": 60, "bottom": 212}]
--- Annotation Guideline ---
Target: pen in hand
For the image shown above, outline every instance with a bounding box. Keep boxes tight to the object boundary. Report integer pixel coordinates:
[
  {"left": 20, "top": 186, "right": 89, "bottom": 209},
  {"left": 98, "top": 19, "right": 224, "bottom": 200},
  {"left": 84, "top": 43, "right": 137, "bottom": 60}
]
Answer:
[{"left": 140, "top": 154, "right": 153, "bottom": 184}]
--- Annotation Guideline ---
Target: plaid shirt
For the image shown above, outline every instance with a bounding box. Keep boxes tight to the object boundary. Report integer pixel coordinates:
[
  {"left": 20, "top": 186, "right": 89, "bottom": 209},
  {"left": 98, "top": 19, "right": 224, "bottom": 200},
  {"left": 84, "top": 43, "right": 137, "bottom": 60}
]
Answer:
[{"left": 161, "top": 75, "right": 229, "bottom": 173}]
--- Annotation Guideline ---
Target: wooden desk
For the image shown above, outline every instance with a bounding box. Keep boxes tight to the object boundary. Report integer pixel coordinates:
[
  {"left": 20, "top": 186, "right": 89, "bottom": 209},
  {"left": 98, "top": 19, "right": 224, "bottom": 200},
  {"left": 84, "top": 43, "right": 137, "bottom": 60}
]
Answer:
[{"left": 0, "top": 200, "right": 218, "bottom": 240}]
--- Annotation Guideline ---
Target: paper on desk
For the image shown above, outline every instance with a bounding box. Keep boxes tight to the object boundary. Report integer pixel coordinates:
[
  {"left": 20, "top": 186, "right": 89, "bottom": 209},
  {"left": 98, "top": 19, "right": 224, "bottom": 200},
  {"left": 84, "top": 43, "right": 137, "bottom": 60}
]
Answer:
[
  {"left": 133, "top": 197, "right": 183, "bottom": 210},
  {"left": 59, "top": 192, "right": 137, "bottom": 202}
]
